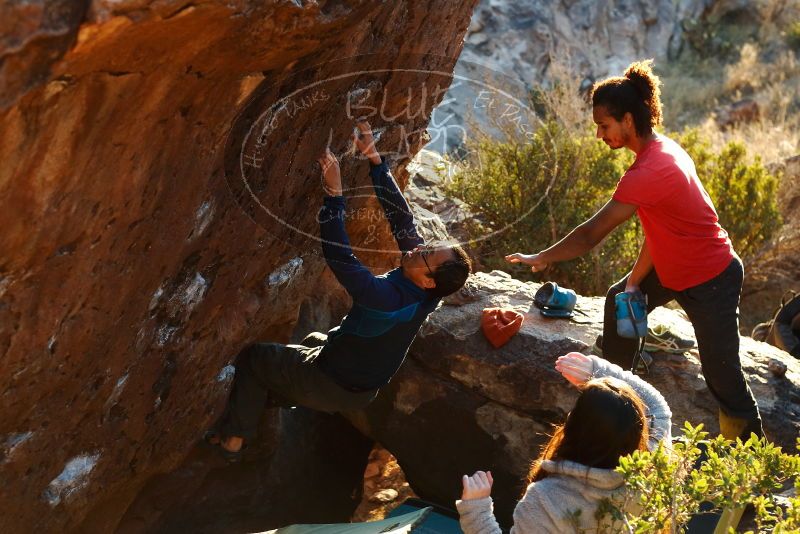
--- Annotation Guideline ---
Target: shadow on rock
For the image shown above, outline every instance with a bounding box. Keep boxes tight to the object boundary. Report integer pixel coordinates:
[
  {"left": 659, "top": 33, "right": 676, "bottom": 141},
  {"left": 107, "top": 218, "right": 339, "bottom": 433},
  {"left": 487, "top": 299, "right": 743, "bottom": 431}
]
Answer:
[{"left": 117, "top": 408, "right": 374, "bottom": 533}]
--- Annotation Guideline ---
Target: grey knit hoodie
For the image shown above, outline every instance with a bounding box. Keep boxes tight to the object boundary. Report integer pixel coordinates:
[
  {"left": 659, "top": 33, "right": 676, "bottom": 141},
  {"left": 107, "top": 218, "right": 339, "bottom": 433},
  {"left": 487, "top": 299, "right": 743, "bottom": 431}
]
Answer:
[{"left": 456, "top": 356, "right": 672, "bottom": 534}]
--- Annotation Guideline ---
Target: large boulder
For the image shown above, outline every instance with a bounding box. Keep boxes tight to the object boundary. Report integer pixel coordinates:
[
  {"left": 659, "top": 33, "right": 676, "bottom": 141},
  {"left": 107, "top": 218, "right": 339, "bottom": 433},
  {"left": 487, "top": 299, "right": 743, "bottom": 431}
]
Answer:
[
  {"left": 0, "top": 1, "right": 478, "bottom": 531},
  {"left": 116, "top": 408, "right": 374, "bottom": 534},
  {"left": 350, "top": 271, "right": 800, "bottom": 528}
]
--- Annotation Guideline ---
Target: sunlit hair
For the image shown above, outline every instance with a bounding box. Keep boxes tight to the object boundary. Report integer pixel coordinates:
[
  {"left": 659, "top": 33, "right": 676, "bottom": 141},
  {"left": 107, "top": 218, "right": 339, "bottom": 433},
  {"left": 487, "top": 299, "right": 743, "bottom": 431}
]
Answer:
[
  {"left": 590, "top": 59, "right": 663, "bottom": 138},
  {"left": 525, "top": 377, "right": 649, "bottom": 486}
]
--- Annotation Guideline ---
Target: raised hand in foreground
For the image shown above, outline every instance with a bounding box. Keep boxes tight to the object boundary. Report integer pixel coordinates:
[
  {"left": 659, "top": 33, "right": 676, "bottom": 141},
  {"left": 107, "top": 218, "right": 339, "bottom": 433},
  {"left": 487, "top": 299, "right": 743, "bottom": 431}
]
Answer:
[
  {"left": 352, "top": 121, "right": 382, "bottom": 165},
  {"left": 317, "top": 148, "right": 342, "bottom": 197},
  {"left": 555, "top": 351, "right": 594, "bottom": 387},
  {"left": 461, "top": 470, "right": 493, "bottom": 500}
]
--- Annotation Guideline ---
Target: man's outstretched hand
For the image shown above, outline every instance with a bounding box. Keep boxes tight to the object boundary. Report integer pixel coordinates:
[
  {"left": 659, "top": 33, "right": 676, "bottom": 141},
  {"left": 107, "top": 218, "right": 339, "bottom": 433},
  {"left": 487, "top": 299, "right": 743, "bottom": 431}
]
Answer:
[
  {"left": 352, "top": 121, "right": 382, "bottom": 165},
  {"left": 505, "top": 252, "right": 549, "bottom": 272},
  {"left": 318, "top": 148, "right": 342, "bottom": 197}
]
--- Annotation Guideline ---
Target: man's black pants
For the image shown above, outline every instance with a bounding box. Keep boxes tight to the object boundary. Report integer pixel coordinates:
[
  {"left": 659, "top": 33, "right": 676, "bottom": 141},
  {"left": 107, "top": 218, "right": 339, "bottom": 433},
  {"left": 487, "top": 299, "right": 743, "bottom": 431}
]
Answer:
[
  {"left": 602, "top": 256, "right": 763, "bottom": 440},
  {"left": 216, "top": 332, "right": 378, "bottom": 440}
]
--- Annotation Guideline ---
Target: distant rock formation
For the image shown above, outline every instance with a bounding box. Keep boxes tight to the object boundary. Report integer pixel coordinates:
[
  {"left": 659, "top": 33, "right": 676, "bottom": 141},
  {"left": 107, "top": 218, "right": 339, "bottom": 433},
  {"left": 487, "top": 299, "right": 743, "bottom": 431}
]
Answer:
[
  {"left": 349, "top": 270, "right": 800, "bottom": 527},
  {"left": 0, "top": 1, "right": 477, "bottom": 531},
  {"left": 462, "top": 0, "right": 687, "bottom": 84},
  {"left": 430, "top": 0, "right": 778, "bottom": 150},
  {"left": 405, "top": 149, "right": 477, "bottom": 247}
]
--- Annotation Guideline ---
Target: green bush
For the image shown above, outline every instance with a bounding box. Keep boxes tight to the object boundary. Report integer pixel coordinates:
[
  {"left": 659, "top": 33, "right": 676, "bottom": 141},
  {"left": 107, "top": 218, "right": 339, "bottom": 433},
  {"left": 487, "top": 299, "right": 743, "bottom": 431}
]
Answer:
[
  {"left": 599, "top": 423, "right": 800, "bottom": 533},
  {"left": 786, "top": 21, "right": 800, "bottom": 49},
  {"left": 447, "top": 120, "right": 782, "bottom": 295},
  {"left": 681, "top": 17, "right": 743, "bottom": 60},
  {"left": 676, "top": 129, "right": 782, "bottom": 259},
  {"left": 446, "top": 122, "right": 639, "bottom": 296}
]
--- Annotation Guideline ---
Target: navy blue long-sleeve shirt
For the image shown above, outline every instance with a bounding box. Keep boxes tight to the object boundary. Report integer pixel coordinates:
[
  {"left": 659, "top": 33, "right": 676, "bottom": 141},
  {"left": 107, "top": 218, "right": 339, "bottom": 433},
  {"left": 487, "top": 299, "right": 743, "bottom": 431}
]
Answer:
[{"left": 314, "top": 158, "right": 439, "bottom": 391}]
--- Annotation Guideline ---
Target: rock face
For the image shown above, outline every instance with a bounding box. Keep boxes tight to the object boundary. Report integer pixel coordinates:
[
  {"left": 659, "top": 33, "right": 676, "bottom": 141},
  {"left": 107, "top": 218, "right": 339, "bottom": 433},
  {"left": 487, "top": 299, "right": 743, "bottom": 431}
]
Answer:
[
  {"left": 465, "top": 0, "right": 782, "bottom": 89},
  {"left": 0, "top": 1, "right": 477, "bottom": 531},
  {"left": 429, "top": 0, "right": 779, "bottom": 150},
  {"left": 0, "top": 1, "right": 88, "bottom": 109},
  {"left": 430, "top": 0, "right": 696, "bottom": 147},
  {"left": 462, "top": 0, "right": 688, "bottom": 84},
  {"left": 350, "top": 271, "right": 800, "bottom": 528},
  {"left": 117, "top": 408, "right": 374, "bottom": 534},
  {"left": 405, "top": 149, "right": 478, "bottom": 248}
]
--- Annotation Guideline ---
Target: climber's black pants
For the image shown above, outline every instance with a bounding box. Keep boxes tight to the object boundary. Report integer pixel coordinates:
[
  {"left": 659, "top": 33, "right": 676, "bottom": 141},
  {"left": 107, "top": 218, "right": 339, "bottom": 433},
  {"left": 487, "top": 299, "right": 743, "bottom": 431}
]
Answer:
[
  {"left": 216, "top": 332, "right": 378, "bottom": 440},
  {"left": 602, "top": 256, "right": 763, "bottom": 439}
]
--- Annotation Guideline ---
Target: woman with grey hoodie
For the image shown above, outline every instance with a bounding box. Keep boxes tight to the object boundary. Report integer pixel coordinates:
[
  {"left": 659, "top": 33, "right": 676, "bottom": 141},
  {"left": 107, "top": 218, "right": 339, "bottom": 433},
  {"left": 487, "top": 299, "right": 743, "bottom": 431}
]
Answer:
[{"left": 456, "top": 352, "right": 672, "bottom": 533}]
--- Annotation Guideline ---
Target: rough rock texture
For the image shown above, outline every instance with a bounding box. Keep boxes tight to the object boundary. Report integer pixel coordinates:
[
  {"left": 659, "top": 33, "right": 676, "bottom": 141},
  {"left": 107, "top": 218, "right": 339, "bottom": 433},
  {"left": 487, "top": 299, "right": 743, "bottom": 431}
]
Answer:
[
  {"left": 351, "top": 444, "right": 416, "bottom": 523},
  {"left": 117, "top": 408, "right": 374, "bottom": 533},
  {"left": 405, "top": 149, "right": 476, "bottom": 242},
  {"left": 474, "top": 0, "right": 782, "bottom": 87},
  {"left": 0, "top": 1, "right": 89, "bottom": 109},
  {"left": 429, "top": 0, "right": 777, "bottom": 149},
  {"left": 741, "top": 154, "right": 800, "bottom": 331},
  {"left": 349, "top": 271, "right": 800, "bottom": 528},
  {"left": 462, "top": 0, "right": 691, "bottom": 83},
  {"left": 0, "top": 1, "right": 477, "bottom": 531},
  {"left": 432, "top": 0, "right": 697, "bottom": 146}
]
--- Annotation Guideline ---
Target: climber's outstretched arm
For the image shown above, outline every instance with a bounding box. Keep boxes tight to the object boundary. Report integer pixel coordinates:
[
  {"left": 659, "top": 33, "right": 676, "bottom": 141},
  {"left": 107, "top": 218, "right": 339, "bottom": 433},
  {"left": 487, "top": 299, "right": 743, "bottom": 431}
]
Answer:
[
  {"left": 352, "top": 121, "right": 423, "bottom": 253},
  {"left": 317, "top": 149, "right": 405, "bottom": 309}
]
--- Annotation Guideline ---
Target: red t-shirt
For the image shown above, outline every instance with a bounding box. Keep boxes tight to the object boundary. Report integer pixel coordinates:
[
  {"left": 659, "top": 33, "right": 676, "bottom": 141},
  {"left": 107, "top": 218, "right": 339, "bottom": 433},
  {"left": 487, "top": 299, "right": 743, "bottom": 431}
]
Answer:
[{"left": 612, "top": 134, "right": 734, "bottom": 291}]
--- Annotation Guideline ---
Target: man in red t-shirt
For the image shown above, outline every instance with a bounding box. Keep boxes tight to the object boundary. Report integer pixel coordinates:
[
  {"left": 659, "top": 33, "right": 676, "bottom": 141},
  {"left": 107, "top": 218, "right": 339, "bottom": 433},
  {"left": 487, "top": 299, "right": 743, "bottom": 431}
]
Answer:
[
  {"left": 612, "top": 135, "right": 733, "bottom": 292},
  {"left": 506, "top": 60, "right": 763, "bottom": 441}
]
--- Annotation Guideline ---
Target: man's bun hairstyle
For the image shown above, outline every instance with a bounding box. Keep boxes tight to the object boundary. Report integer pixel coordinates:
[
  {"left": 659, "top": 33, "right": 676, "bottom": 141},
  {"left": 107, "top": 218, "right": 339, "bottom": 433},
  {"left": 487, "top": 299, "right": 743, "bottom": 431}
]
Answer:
[{"left": 591, "top": 59, "right": 663, "bottom": 137}]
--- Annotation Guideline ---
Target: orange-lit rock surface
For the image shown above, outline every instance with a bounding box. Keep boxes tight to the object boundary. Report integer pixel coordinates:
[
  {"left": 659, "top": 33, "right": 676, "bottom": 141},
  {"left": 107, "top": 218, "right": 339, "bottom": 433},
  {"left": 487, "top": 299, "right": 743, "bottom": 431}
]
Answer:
[{"left": 0, "top": 1, "right": 476, "bottom": 531}]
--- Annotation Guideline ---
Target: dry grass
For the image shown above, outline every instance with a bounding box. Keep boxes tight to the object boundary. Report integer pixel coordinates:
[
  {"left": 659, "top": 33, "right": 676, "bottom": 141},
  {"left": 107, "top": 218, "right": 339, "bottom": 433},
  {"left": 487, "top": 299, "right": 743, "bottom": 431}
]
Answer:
[
  {"left": 538, "top": 19, "right": 800, "bottom": 166},
  {"left": 660, "top": 60, "right": 727, "bottom": 125},
  {"left": 658, "top": 4, "right": 800, "bottom": 165},
  {"left": 694, "top": 114, "right": 799, "bottom": 166},
  {"left": 537, "top": 54, "right": 590, "bottom": 134},
  {"left": 700, "top": 46, "right": 800, "bottom": 165},
  {"left": 724, "top": 44, "right": 800, "bottom": 94},
  {"left": 486, "top": 5, "right": 800, "bottom": 167}
]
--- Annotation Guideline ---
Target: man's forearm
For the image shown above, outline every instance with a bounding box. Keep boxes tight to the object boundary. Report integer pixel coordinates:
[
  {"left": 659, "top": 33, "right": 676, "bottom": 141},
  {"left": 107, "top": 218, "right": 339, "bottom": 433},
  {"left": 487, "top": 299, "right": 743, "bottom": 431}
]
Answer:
[
  {"left": 318, "top": 195, "right": 376, "bottom": 299},
  {"left": 538, "top": 199, "right": 636, "bottom": 266},
  {"left": 318, "top": 196, "right": 351, "bottom": 263},
  {"left": 369, "top": 158, "right": 423, "bottom": 252},
  {"left": 627, "top": 240, "right": 653, "bottom": 289},
  {"left": 539, "top": 224, "right": 597, "bottom": 264}
]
